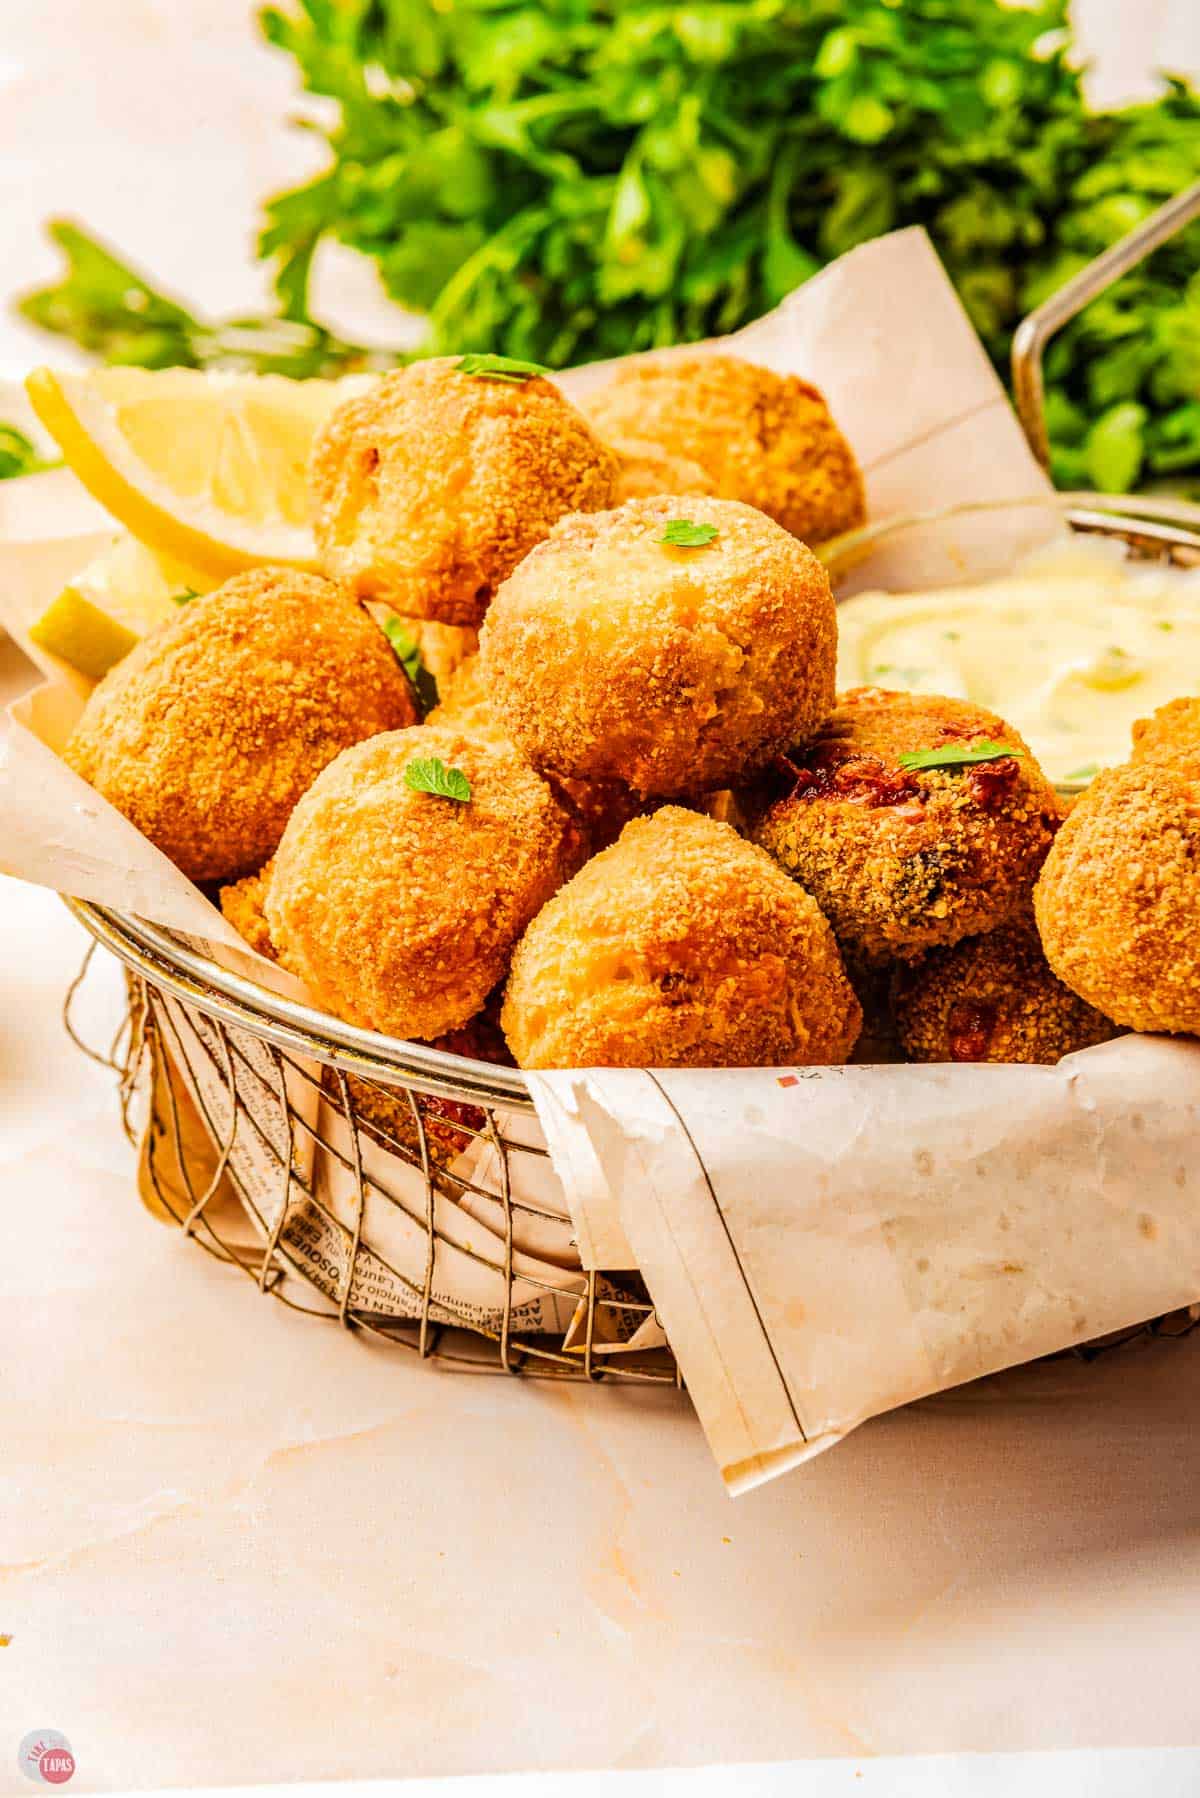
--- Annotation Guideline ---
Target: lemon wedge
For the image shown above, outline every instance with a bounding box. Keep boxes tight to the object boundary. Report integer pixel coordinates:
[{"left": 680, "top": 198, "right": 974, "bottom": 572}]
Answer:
[
  {"left": 25, "top": 366, "right": 373, "bottom": 581},
  {"left": 29, "top": 588, "right": 142, "bottom": 682},
  {"left": 28, "top": 535, "right": 211, "bottom": 680}
]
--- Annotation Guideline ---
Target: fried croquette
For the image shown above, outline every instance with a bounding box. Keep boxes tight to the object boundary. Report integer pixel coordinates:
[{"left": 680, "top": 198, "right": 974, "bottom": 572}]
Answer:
[
  {"left": 754, "top": 689, "right": 1060, "bottom": 965},
  {"left": 501, "top": 806, "right": 861, "bottom": 1069},
  {"left": 606, "top": 435, "right": 716, "bottom": 504},
  {"left": 265, "top": 724, "right": 584, "bottom": 1041},
  {"left": 65, "top": 569, "right": 418, "bottom": 885},
  {"left": 219, "top": 859, "right": 281, "bottom": 963},
  {"left": 310, "top": 359, "right": 619, "bottom": 629},
  {"left": 580, "top": 352, "right": 865, "bottom": 543},
  {"left": 892, "top": 916, "right": 1120, "bottom": 1065},
  {"left": 479, "top": 495, "right": 837, "bottom": 798},
  {"left": 428, "top": 651, "right": 652, "bottom": 850},
  {"left": 1131, "top": 695, "right": 1200, "bottom": 769},
  {"left": 1034, "top": 759, "right": 1200, "bottom": 1034},
  {"left": 221, "top": 855, "right": 512, "bottom": 1159}
]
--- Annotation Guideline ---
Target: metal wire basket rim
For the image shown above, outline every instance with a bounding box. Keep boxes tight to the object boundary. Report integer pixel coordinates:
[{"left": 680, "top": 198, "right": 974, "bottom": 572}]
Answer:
[
  {"left": 65, "top": 898, "right": 536, "bottom": 1110},
  {"left": 820, "top": 490, "right": 1200, "bottom": 574}
]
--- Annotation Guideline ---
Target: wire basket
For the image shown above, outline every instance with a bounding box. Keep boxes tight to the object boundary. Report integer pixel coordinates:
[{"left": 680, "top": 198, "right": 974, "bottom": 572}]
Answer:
[
  {"left": 63, "top": 182, "right": 1200, "bottom": 1384},
  {"left": 67, "top": 909, "right": 679, "bottom": 1382}
]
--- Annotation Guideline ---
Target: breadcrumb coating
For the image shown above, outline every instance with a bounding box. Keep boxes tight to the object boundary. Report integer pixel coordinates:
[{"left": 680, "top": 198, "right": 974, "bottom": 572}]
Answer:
[
  {"left": 501, "top": 806, "right": 861, "bottom": 1069},
  {"left": 581, "top": 352, "right": 865, "bottom": 543},
  {"left": 893, "top": 915, "right": 1120, "bottom": 1065},
  {"left": 220, "top": 855, "right": 512, "bottom": 1166},
  {"left": 605, "top": 435, "right": 716, "bottom": 504},
  {"left": 265, "top": 723, "right": 583, "bottom": 1040},
  {"left": 310, "top": 360, "right": 619, "bottom": 628},
  {"left": 429, "top": 650, "right": 651, "bottom": 849},
  {"left": 754, "top": 688, "right": 1060, "bottom": 964},
  {"left": 479, "top": 495, "right": 837, "bottom": 797},
  {"left": 219, "top": 859, "right": 282, "bottom": 964},
  {"left": 65, "top": 568, "right": 417, "bottom": 885},
  {"left": 1034, "top": 759, "right": 1200, "bottom": 1034},
  {"left": 1131, "top": 695, "right": 1200, "bottom": 769}
]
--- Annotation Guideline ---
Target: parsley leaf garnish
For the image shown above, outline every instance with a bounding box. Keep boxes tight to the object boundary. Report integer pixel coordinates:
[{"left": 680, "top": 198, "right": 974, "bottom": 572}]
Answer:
[
  {"left": 404, "top": 755, "right": 471, "bottom": 803},
  {"left": 897, "top": 740, "right": 1024, "bottom": 773},
  {"left": 0, "top": 422, "right": 57, "bottom": 481},
  {"left": 1063, "top": 761, "right": 1099, "bottom": 783},
  {"left": 383, "top": 615, "right": 439, "bottom": 715},
  {"left": 661, "top": 518, "right": 719, "bottom": 548},
  {"left": 457, "top": 352, "right": 550, "bottom": 383},
  {"left": 171, "top": 587, "right": 200, "bottom": 606}
]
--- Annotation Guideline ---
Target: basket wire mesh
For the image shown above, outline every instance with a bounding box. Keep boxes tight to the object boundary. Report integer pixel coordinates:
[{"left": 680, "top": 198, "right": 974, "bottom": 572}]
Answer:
[{"left": 66, "top": 933, "right": 679, "bottom": 1384}]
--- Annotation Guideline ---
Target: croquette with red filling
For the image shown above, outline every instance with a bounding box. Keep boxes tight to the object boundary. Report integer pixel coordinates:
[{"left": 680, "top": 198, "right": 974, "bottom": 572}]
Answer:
[
  {"left": 753, "top": 688, "right": 1060, "bottom": 964},
  {"left": 892, "top": 915, "right": 1120, "bottom": 1064}
]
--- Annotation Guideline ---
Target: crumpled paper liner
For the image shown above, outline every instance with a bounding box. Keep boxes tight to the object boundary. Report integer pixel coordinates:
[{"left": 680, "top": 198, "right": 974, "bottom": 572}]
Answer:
[{"left": 528, "top": 1040, "right": 1200, "bottom": 1492}]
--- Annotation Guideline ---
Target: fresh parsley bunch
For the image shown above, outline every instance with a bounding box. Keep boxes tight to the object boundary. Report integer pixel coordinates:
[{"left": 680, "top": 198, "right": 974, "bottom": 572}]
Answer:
[
  {"left": 254, "top": 0, "right": 1200, "bottom": 493},
  {"left": 15, "top": 0, "right": 1200, "bottom": 494}
]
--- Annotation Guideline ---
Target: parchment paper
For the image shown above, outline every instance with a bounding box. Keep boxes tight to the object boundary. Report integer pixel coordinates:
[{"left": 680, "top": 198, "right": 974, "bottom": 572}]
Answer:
[
  {"left": 527, "top": 1040, "right": 1200, "bottom": 1492},
  {"left": 6, "top": 227, "right": 1190, "bottom": 1495}
]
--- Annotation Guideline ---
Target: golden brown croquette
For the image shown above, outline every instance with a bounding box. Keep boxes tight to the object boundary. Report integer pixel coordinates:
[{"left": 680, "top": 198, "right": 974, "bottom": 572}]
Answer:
[
  {"left": 501, "top": 806, "right": 861, "bottom": 1069},
  {"left": 605, "top": 435, "right": 716, "bottom": 504},
  {"left": 220, "top": 854, "right": 512, "bottom": 1160},
  {"left": 479, "top": 495, "right": 838, "bottom": 797},
  {"left": 754, "top": 688, "right": 1060, "bottom": 964},
  {"left": 219, "top": 858, "right": 281, "bottom": 963},
  {"left": 580, "top": 352, "right": 865, "bottom": 543},
  {"left": 265, "top": 723, "right": 584, "bottom": 1041},
  {"left": 1131, "top": 695, "right": 1200, "bottom": 769},
  {"left": 310, "top": 360, "right": 619, "bottom": 629},
  {"left": 428, "top": 650, "right": 653, "bottom": 850},
  {"left": 892, "top": 916, "right": 1120, "bottom": 1065},
  {"left": 1034, "top": 759, "right": 1200, "bottom": 1034},
  {"left": 65, "top": 568, "right": 417, "bottom": 886}
]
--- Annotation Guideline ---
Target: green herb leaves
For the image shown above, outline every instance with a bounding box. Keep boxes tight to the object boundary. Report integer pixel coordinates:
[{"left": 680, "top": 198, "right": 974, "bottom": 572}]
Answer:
[
  {"left": 1063, "top": 762, "right": 1100, "bottom": 783},
  {"left": 403, "top": 755, "right": 471, "bottom": 803},
  {"left": 457, "top": 353, "right": 550, "bottom": 383},
  {"left": 17, "top": 8, "right": 1200, "bottom": 496},
  {"left": 0, "top": 423, "right": 54, "bottom": 481},
  {"left": 383, "top": 615, "right": 439, "bottom": 714},
  {"left": 661, "top": 518, "right": 719, "bottom": 548},
  {"left": 18, "top": 220, "right": 377, "bottom": 379},
  {"left": 171, "top": 588, "right": 199, "bottom": 607},
  {"left": 897, "top": 740, "right": 1024, "bottom": 773}
]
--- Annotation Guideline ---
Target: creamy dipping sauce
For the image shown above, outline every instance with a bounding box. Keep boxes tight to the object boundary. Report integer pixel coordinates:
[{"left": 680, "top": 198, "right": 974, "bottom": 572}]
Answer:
[{"left": 836, "top": 537, "right": 1200, "bottom": 785}]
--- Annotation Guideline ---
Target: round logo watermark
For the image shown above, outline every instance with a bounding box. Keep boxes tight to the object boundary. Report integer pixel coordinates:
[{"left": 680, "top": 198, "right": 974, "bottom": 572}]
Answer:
[{"left": 17, "top": 1732, "right": 75, "bottom": 1785}]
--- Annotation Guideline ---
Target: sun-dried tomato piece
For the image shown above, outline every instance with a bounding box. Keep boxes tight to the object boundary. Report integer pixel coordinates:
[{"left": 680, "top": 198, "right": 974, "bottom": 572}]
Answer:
[{"left": 946, "top": 999, "right": 998, "bottom": 1061}]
